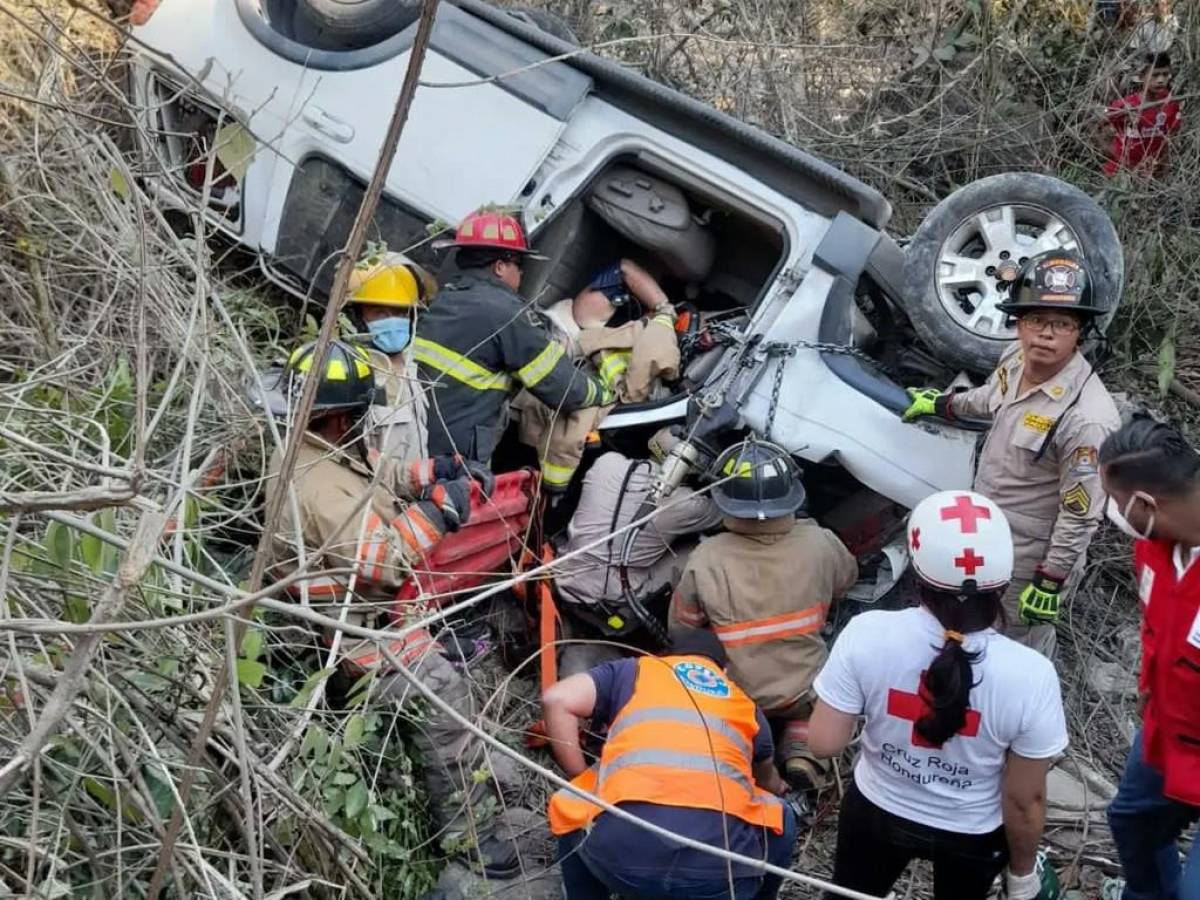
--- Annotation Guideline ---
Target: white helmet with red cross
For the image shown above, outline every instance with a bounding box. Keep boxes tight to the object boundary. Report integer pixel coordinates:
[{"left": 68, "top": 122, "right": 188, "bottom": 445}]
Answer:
[{"left": 907, "top": 490, "right": 1013, "bottom": 593}]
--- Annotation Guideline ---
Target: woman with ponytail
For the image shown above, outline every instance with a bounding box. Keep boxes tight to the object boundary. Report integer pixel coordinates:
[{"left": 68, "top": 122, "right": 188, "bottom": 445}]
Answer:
[{"left": 808, "top": 491, "right": 1068, "bottom": 900}]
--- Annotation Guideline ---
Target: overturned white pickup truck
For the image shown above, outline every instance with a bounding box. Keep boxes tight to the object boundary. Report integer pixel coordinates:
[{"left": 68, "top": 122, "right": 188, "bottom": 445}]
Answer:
[{"left": 126, "top": 0, "right": 1123, "bottom": 525}]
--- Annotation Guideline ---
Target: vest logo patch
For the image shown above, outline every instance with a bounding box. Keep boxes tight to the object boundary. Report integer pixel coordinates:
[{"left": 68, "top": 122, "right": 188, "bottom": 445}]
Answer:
[
  {"left": 1139, "top": 566, "right": 1155, "bottom": 608},
  {"left": 1023, "top": 413, "right": 1056, "bottom": 434},
  {"left": 1187, "top": 607, "right": 1200, "bottom": 651},
  {"left": 1062, "top": 483, "right": 1092, "bottom": 516},
  {"left": 674, "top": 662, "right": 730, "bottom": 698}
]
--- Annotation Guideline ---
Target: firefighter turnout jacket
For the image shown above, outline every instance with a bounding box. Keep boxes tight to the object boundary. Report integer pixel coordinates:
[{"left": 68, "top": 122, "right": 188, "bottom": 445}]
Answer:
[
  {"left": 945, "top": 345, "right": 1119, "bottom": 628},
  {"left": 547, "top": 654, "right": 785, "bottom": 836},
  {"left": 266, "top": 433, "right": 446, "bottom": 672},
  {"left": 362, "top": 346, "right": 428, "bottom": 467},
  {"left": 670, "top": 516, "right": 858, "bottom": 715},
  {"left": 1133, "top": 537, "right": 1200, "bottom": 806},
  {"left": 415, "top": 271, "right": 608, "bottom": 462}
]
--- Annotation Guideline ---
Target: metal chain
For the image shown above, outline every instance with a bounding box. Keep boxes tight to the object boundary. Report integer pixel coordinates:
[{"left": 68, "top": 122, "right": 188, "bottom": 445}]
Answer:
[{"left": 759, "top": 339, "right": 900, "bottom": 437}]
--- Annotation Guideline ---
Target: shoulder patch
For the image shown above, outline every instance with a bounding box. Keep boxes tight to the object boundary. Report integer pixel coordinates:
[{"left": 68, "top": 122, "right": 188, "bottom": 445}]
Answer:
[
  {"left": 1069, "top": 446, "right": 1099, "bottom": 475},
  {"left": 1062, "top": 482, "right": 1092, "bottom": 516},
  {"left": 1023, "top": 412, "right": 1056, "bottom": 434}
]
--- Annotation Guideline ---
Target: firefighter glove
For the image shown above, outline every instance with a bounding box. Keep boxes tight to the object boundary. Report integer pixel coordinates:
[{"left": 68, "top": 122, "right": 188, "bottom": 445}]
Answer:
[
  {"left": 902, "top": 387, "right": 949, "bottom": 422},
  {"left": 423, "top": 476, "right": 473, "bottom": 532},
  {"left": 464, "top": 460, "right": 495, "bottom": 499},
  {"left": 408, "top": 455, "right": 466, "bottom": 493},
  {"left": 1018, "top": 568, "right": 1064, "bottom": 624}
]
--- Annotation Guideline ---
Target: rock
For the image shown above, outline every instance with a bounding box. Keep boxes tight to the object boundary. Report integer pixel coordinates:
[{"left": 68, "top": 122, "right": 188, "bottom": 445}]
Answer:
[
  {"left": 1047, "top": 758, "right": 1117, "bottom": 815},
  {"left": 424, "top": 808, "right": 560, "bottom": 900},
  {"left": 1087, "top": 661, "right": 1139, "bottom": 698}
]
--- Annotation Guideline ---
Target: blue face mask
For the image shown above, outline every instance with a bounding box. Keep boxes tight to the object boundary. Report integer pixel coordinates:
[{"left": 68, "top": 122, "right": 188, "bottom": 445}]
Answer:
[{"left": 366, "top": 316, "right": 412, "bottom": 354}]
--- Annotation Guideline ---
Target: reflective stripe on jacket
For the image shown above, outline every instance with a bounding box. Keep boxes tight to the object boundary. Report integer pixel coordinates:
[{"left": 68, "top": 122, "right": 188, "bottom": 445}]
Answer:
[
  {"left": 1134, "top": 537, "right": 1200, "bottom": 806},
  {"left": 547, "top": 654, "right": 784, "bottom": 836},
  {"left": 670, "top": 517, "right": 857, "bottom": 713},
  {"left": 416, "top": 271, "right": 606, "bottom": 462}
]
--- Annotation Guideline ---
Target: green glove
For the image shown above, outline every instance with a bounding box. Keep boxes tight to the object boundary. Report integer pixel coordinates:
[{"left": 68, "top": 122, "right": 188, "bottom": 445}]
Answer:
[
  {"left": 1018, "top": 569, "right": 1064, "bottom": 624},
  {"left": 902, "top": 387, "right": 945, "bottom": 422}
]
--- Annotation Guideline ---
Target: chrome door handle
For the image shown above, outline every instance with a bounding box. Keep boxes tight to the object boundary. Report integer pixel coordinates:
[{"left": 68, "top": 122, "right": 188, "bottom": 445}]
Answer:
[{"left": 302, "top": 107, "right": 355, "bottom": 144}]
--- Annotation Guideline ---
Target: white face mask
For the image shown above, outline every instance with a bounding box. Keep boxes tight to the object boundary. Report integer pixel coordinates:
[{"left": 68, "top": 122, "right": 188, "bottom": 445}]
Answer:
[{"left": 1106, "top": 492, "right": 1157, "bottom": 540}]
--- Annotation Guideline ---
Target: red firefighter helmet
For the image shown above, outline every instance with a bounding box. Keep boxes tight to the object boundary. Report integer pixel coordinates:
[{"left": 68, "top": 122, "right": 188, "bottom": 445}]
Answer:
[{"left": 435, "top": 208, "right": 547, "bottom": 259}]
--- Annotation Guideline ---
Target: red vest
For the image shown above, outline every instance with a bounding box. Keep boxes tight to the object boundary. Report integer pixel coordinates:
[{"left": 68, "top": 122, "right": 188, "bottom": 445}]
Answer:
[{"left": 1134, "top": 538, "right": 1200, "bottom": 806}]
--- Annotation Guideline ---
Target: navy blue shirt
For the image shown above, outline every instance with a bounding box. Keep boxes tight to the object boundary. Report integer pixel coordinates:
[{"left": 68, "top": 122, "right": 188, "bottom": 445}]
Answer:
[{"left": 578, "top": 658, "right": 775, "bottom": 880}]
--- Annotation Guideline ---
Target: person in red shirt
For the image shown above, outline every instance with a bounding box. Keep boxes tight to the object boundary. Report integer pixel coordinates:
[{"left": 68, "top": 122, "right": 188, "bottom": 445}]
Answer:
[
  {"left": 1102, "top": 53, "right": 1182, "bottom": 178},
  {"left": 1099, "top": 415, "right": 1200, "bottom": 900}
]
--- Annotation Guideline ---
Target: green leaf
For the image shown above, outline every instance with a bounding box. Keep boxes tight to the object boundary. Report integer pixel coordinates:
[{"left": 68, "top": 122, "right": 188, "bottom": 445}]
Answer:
[
  {"left": 332, "top": 771, "right": 358, "bottom": 785},
  {"left": 1157, "top": 334, "right": 1176, "bottom": 397},
  {"left": 44, "top": 521, "right": 74, "bottom": 572},
  {"left": 141, "top": 765, "right": 176, "bottom": 818},
  {"left": 932, "top": 44, "right": 956, "bottom": 61},
  {"left": 240, "top": 628, "right": 264, "bottom": 662},
  {"left": 300, "top": 724, "right": 328, "bottom": 760},
  {"left": 65, "top": 594, "right": 90, "bottom": 624},
  {"left": 79, "top": 529, "right": 104, "bottom": 574},
  {"left": 109, "top": 168, "right": 131, "bottom": 200},
  {"left": 290, "top": 667, "right": 334, "bottom": 708},
  {"left": 344, "top": 714, "right": 365, "bottom": 750},
  {"left": 235, "top": 658, "right": 267, "bottom": 689},
  {"left": 345, "top": 780, "right": 369, "bottom": 819}
]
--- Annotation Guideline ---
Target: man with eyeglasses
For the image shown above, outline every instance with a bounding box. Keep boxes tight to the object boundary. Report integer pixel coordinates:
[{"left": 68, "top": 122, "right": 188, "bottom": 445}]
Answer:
[{"left": 903, "top": 251, "right": 1120, "bottom": 657}]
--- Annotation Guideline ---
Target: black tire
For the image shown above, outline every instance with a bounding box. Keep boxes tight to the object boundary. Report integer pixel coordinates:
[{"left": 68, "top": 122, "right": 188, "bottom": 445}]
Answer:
[
  {"left": 505, "top": 5, "right": 579, "bottom": 43},
  {"left": 902, "top": 173, "right": 1123, "bottom": 373},
  {"left": 290, "top": 0, "right": 422, "bottom": 52}
]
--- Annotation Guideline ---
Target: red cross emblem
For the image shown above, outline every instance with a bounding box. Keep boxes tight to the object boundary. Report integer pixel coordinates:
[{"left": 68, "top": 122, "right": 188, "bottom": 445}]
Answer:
[
  {"left": 954, "top": 548, "right": 985, "bottom": 576},
  {"left": 887, "top": 673, "right": 981, "bottom": 749},
  {"left": 940, "top": 495, "right": 991, "bottom": 533},
  {"left": 910, "top": 527, "right": 921, "bottom": 551}
]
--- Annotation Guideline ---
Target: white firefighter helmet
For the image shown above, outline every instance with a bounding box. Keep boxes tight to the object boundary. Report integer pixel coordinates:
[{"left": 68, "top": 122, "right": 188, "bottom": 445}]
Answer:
[{"left": 907, "top": 490, "right": 1013, "bottom": 593}]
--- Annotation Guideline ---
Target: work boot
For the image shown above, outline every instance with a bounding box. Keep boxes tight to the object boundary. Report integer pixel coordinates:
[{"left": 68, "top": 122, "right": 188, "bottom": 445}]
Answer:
[{"left": 782, "top": 755, "right": 827, "bottom": 793}]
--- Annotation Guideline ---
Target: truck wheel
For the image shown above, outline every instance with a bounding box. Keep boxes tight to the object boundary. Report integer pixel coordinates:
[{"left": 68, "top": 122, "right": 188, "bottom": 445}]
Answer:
[
  {"left": 291, "top": 0, "right": 422, "bottom": 51},
  {"left": 505, "top": 6, "right": 579, "bottom": 43},
  {"left": 902, "top": 173, "right": 1123, "bottom": 373}
]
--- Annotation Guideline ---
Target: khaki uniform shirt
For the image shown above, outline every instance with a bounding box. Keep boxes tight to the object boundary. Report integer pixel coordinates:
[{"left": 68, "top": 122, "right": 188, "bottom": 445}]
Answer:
[
  {"left": 556, "top": 452, "right": 722, "bottom": 608},
  {"left": 948, "top": 345, "right": 1120, "bottom": 577},
  {"left": 363, "top": 347, "right": 428, "bottom": 467},
  {"left": 266, "top": 433, "right": 441, "bottom": 670},
  {"left": 670, "top": 517, "right": 858, "bottom": 714}
]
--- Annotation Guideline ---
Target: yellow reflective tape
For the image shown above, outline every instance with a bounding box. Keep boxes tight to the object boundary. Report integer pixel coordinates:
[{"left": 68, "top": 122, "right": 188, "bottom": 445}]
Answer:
[
  {"left": 414, "top": 338, "right": 513, "bottom": 392},
  {"left": 541, "top": 459, "right": 576, "bottom": 486},
  {"left": 722, "top": 459, "right": 754, "bottom": 478},
  {"left": 652, "top": 313, "right": 674, "bottom": 328},
  {"left": 516, "top": 341, "right": 565, "bottom": 388},
  {"left": 326, "top": 358, "right": 349, "bottom": 381}
]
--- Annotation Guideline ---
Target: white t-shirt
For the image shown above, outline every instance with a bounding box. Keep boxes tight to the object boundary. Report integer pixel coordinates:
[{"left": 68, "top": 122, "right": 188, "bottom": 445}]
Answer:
[{"left": 814, "top": 606, "right": 1068, "bottom": 833}]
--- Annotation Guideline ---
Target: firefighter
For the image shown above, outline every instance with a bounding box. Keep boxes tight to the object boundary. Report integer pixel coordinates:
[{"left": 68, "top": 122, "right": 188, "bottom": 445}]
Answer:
[
  {"left": 344, "top": 250, "right": 437, "bottom": 466},
  {"left": 1098, "top": 416, "right": 1200, "bottom": 900},
  {"left": 544, "top": 627, "right": 797, "bottom": 900},
  {"left": 669, "top": 439, "right": 858, "bottom": 791},
  {"left": 515, "top": 258, "right": 681, "bottom": 492},
  {"left": 415, "top": 208, "right": 611, "bottom": 464},
  {"left": 262, "top": 340, "right": 526, "bottom": 877},
  {"left": 903, "top": 250, "right": 1120, "bottom": 658},
  {"left": 554, "top": 427, "right": 722, "bottom": 676},
  {"left": 808, "top": 490, "right": 1066, "bottom": 900}
]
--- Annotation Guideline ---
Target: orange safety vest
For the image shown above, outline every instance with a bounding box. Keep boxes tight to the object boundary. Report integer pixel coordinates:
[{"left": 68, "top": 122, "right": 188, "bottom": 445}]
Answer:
[{"left": 547, "top": 654, "right": 784, "bottom": 836}]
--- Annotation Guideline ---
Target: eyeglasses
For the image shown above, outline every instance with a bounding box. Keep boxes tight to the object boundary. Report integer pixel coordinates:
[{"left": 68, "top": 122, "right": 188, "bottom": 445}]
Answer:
[{"left": 1020, "top": 313, "right": 1079, "bottom": 335}]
